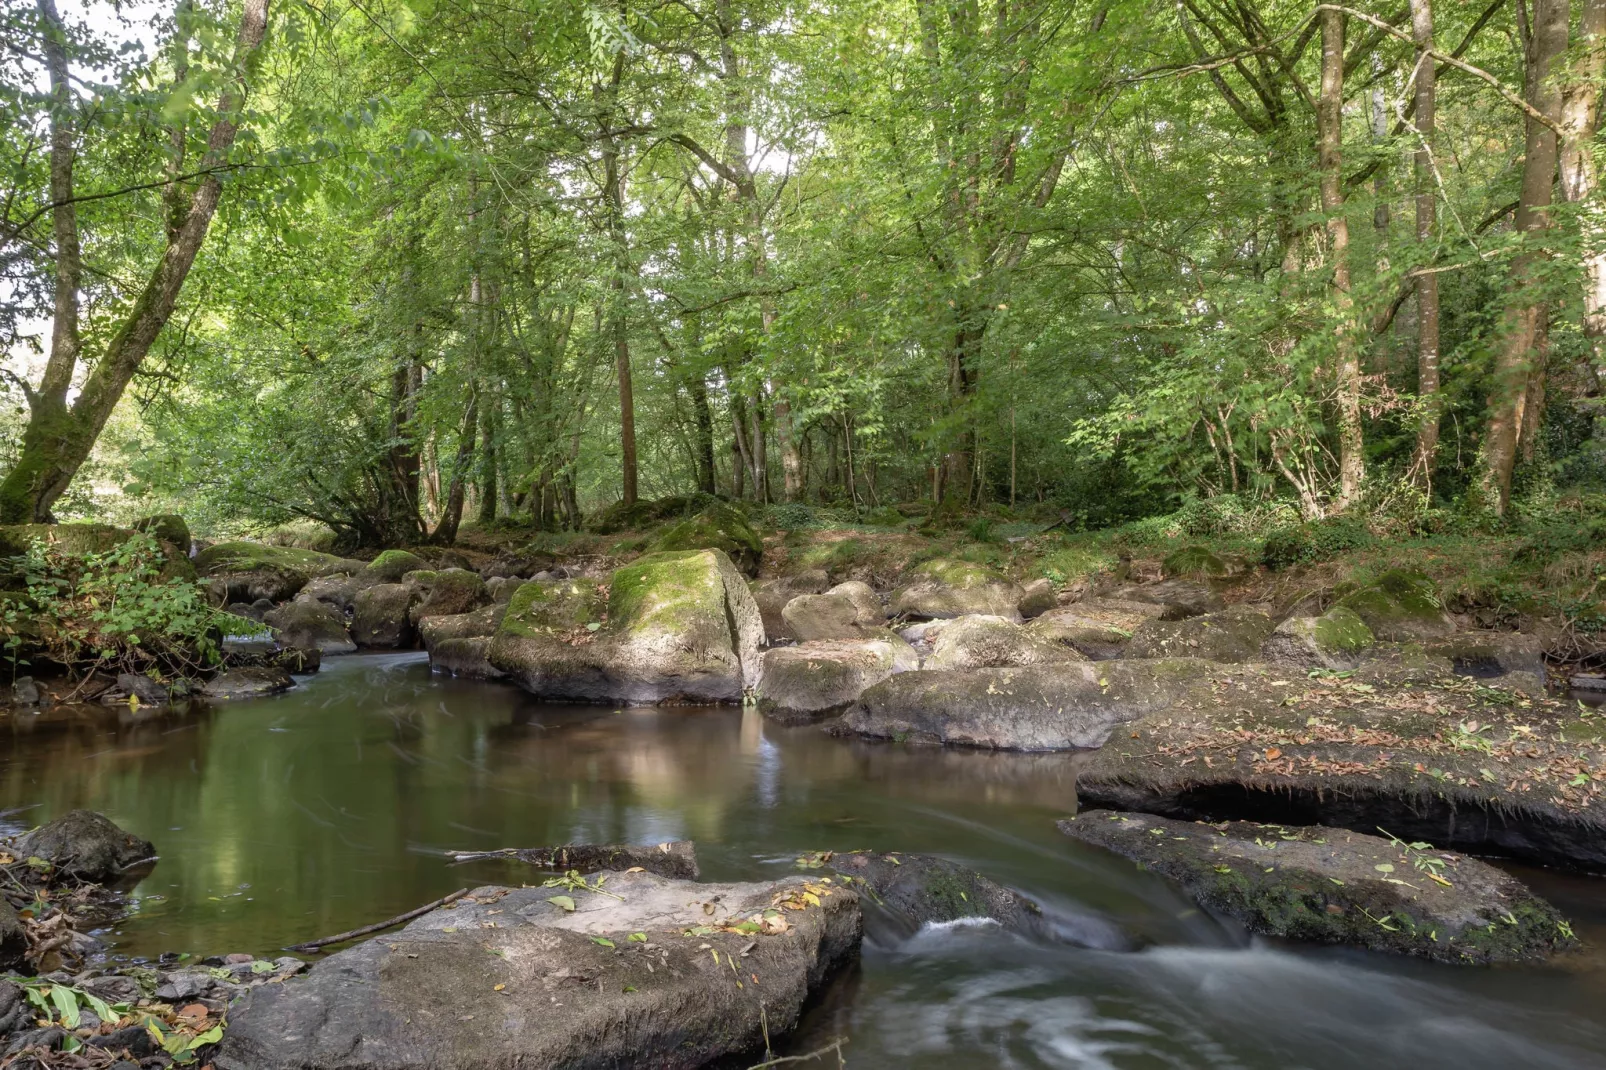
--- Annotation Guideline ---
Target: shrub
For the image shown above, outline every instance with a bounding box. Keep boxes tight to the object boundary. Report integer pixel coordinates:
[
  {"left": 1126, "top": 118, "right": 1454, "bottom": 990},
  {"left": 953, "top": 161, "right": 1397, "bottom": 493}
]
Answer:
[
  {"left": 0, "top": 533, "right": 249, "bottom": 680},
  {"left": 1261, "top": 518, "right": 1375, "bottom": 570}
]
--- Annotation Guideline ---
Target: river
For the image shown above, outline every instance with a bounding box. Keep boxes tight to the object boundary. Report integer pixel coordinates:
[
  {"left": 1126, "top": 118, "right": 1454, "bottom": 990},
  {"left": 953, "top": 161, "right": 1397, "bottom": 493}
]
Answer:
[{"left": 5, "top": 652, "right": 1606, "bottom": 1068}]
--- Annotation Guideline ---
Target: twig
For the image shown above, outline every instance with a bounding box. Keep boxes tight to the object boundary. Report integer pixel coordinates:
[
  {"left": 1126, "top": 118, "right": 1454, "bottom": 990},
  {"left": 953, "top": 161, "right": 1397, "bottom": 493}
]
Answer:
[
  {"left": 747, "top": 1038, "right": 847, "bottom": 1069},
  {"left": 285, "top": 888, "right": 469, "bottom": 952}
]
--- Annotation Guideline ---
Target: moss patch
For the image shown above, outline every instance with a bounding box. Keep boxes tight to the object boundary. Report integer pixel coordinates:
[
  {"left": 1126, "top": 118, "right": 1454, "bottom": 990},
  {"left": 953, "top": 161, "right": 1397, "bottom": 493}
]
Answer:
[
  {"left": 366, "top": 549, "right": 429, "bottom": 582},
  {"left": 196, "top": 540, "right": 357, "bottom": 578},
  {"left": 499, "top": 579, "right": 606, "bottom": 639},
  {"left": 1311, "top": 605, "right": 1374, "bottom": 653},
  {"left": 647, "top": 504, "right": 763, "bottom": 574}
]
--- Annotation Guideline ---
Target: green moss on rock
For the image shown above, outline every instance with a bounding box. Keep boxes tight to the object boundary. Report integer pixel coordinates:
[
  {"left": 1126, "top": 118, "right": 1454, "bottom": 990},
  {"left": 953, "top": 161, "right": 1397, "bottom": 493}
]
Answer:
[
  {"left": 499, "top": 579, "right": 605, "bottom": 638},
  {"left": 133, "top": 514, "right": 191, "bottom": 549},
  {"left": 1312, "top": 605, "right": 1374, "bottom": 652},
  {"left": 1338, "top": 568, "right": 1455, "bottom": 641},
  {"left": 647, "top": 503, "right": 763, "bottom": 576},
  {"left": 366, "top": 549, "right": 430, "bottom": 582},
  {"left": 1162, "top": 545, "right": 1238, "bottom": 579}
]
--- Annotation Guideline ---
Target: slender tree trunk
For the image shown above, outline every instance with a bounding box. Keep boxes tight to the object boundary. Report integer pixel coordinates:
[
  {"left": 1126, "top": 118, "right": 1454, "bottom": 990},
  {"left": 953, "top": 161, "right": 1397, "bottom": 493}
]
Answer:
[
  {"left": 598, "top": 56, "right": 637, "bottom": 507},
  {"left": 689, "top": 374, "right": 716, "bottom": 495},
  {"left": 1482, "top": 0, "right": 1567, "bottom": 514},
  {"left": 0, "top": 0, "right": 271, "bottom": 522},
  {"left": 432, "top": 392, "right": 478, "bottom": 545},
  {"left": 477, "top": 391, "right": 499, "bottom": 523},
  {"left": 1319, "top": 8, "right": 1365, "bottom": 510},
  {"left": 1561, "top": 0, "right": 1606, "bottom": 379},
  {"left": 1409, "top": 0, "right": 1442, "bottom": 489}
]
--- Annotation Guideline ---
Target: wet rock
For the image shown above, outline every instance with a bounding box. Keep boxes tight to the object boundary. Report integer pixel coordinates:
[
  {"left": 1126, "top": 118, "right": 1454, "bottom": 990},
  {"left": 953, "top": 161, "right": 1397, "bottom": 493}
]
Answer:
[
  {"left": 262, "top": 600, "right": 356, "bottom": 655},
  {"left": 294, "top": 571, "right": 379, "bottom": 612},
  {"left": 15, "top": 810, "right": 155, "bottom": 882},
  {"left": 111, "top": 673, "right": 170, "bottom": 707},
  {"left": 1261, "top": 606, "right": 1374, "bottom": 670},
  {"left": 1017, "top": 578, "right": 1058, "bottom": 620},
  {"left": 828, "top": 851, "right": 1046, "bottom": 940},
  {"left": 1337, "top": 569, "right": 1455, "bottom": 641},
  {"left": 215, "top": 872, "right": 860, "bottom": 1070},
  {"left": 1109, "top": 579, "right": 1224, "bottom": 620},
  {"left": 845, "top": 659, "right": 1206, "bottom": 751},
  {"left": 647, "top": 502, "right": 765, "bottom": 576},
  {"left": 274, "top": 647, "right": 322, "bottom": 674},
  {"left": 196, "top": 542, "right": 363, "bottom": 604},
  {"left": 155, "top": 969, "right": 213, "bottom": 1002},
  {"left": 0, "top": 900, "right": 24, "bottom": 969},
  {"left": 352, "top": 583, "right": 423, "bottom": 649},
  {"left": 447, "top": 841, "right": 699, "bottom": 880},
  {"left": 203, "top": 667, "right": 295, "bottom": 700},
  {"left": 490, "top": 550, "right": 763, "bottom": 704},
  {"left": 750, "top": 569, "right": 831, "bottom": 641},
  {"left": 923, "top": 614, "right": 1086, "bottom": 671},
  {"left": 478, "top": 551, "right": 559, "bottom": 581},
  {"left": 1127, "top": 605, "right": 1276, "bottom": 663},
  {"left": 1026, "top": 597, "right": 1163, "bottom": 659},
  {"left": 1060, "top": 810, "right": 1577, "bottom": 964},
  {"left": 428, "top": 637, "right": 504, "bottom": 680},
  {"left": 1073, "top": 664, "right": 1606, "bottom": 872},
  {"left": 759, "top": 638, "right": 919, "bottom": 724},
  {"left": 782, "top": 580, "right": 885, "bottom": 641},
  {"left": 364, "top": 549, "right": 429, "bottom": 583},
  {"left": 404, "top": 568, "right": 489, "bottom": 625},
  {"left": 891, "top": 558, "right": 1024, "bottom": 621},
  {"left": 418, "top": 604, "right": 505, "bottom": 652},
  {"left": 10, "top": 676, "right": 38, "bottom": 706}
]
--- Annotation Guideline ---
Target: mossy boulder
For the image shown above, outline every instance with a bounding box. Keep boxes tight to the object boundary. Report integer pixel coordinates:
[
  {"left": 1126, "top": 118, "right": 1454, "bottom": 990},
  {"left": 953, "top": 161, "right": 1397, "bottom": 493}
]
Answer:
[
  {"left": 844, "top": 659, "right": 1207, "bottom": 751},
  {"left": 133, "top": 514, "right": 191, "bottom": 551},
  {"left": 585, "top": 493, "right": 723, "bottom": 535},
  {"left": 1026, "top": 597, "right": 1162, "bottom": 659},
  {"left": 488, "top": 549, "right": 765, "bottom": 704},
  {"left": 1337, "top": 569, "right": 1455, "bottom": 641},
  {"left": 294, "top": 572, "right": 380, "bottom": 612},
  {"left": 352, "top": 583, "right": 423, "bottom": 648},
  {"left": 497, "top": 579, "right": 606, "bottom": 637},
  {"left": 758, "top": 638, "right": 918, "bottom": 724},
  {"left": 365, "top": 549, "right": 430, "bottom": 583},
  {"left": 750, "top": 569, "right": 830, "bottom": 641},
  {"left": 197, "top": 541, "right": 362, "bottom": 603},
  {"left": 646, "top": 503, "right": 764, "bottom": 576},
  {"left": 201, "top": 666, "right": 295, "bottom": 700},
  {"left": 0, "top": 522, "right": 196, "bottom": 585},
  {"left": 890, "top": 558, "right": 1024, "bottom": 621},
  {"left": 404, "top": 568, "right": 489, "bottom": 625},
  {"left": 1262, "top": 606, "right": 1375, "bottom": 670},
  {"left": 1060, "top": 811, "right": 1577, "bottom": 965},
  {"left": 262, "top": 600, "right": 356, "bottom": 655},
  {"left": 782, "top": 580, "right": 885, "bottom": 641},
  {"left": 1127, "top": 605, "right": 1277, "bottom": 663},
  {"left": 922, "top": 614, "right": 1086, "bottom": 671},
  {"left": 419, "top": 604, "right": 506, "bottom": 652},
  {"left": 1162, "top": 545, "right": 1242, "bottom": 579}
]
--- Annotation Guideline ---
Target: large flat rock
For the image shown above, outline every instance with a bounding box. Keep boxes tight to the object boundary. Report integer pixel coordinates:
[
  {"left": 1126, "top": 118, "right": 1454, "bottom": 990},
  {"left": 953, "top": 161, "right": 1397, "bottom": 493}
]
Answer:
[
  {"left": 216, "top": 871, "right": 860, "bottom": 1070},
  {"left": 1060, "top": 810, "right": 1576, "bottom": 964}
]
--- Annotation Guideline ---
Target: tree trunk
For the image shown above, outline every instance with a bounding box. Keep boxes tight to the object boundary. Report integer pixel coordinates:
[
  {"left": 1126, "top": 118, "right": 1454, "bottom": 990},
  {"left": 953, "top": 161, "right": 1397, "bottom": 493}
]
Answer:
[
  {"left": 1319, "top": 8, "right": 1365, "bottom": 511},
  {"left": 1561, "top": 0, "right": 1606, "bottom": 378},
  {"left": 598, "top": 55, "right": 637, "bottom": 508},
  {"left": 477, "top": 390, "right": 499, "bottom": 523},
  {"left": 1408, "top": 0, "right": 1442, "bottom": 490},
  {"left": 431, "top": 392, "right": 478, "bottom": 546},
  {"left": 0, "top": 0, "right": 271, "bottom": 522},
  {"left": 1482, "top": 0, "right": 1567, "bottom": 514},
  {"left": 689, "top": 373, "right": 717, "bottom": 495}
]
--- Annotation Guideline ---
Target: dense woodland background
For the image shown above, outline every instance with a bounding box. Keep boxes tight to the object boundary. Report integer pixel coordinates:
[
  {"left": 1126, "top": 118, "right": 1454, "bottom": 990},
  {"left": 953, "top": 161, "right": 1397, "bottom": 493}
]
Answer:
[{"left": 3, "top": 0, "right": 1605, "bottom": 547}]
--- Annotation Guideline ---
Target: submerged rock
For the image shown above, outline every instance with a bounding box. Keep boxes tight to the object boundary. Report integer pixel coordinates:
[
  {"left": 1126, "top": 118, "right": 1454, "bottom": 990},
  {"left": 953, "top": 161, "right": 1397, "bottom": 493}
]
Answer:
[
  {"left": 828, "top": 851, "right": 1046, "bottom": 940},
  {"left": 922, "top": 613, "right": 1086, "bottom": 671},
  {"left": 15, "top": 810, "right": 154, "bottom": 882},
  {"left": 844, "top": 659, "right": 1204, "bottom": 751},
  {"left": 891, "top": 558, "right": 1024, "bottom": 621},
  {"left": 782, "top": 580, "right": 886, "bottom": 641},
  {"left": 203, "top": 667, "right": 295, "bottom": 700},
  {"left": 428, "top": 637, "right": 504, "bottom": 680},
  {"left": 263, "top": 600, "right": 356, "bottom": 655},
  {"left": 1127, "top": 604, "right": 1276, "bottom": 663},
  {"left": 1060, "top": 810, "right": 1577, "bottom": 964},
  {"left": 214, "top": 872, "right": 860, "bottom": 1070},
  {"left": 759, "top": 638, "right": 918, "bottom": 723},
  {"left": 489, "top": 549, "right": 764, "bottom": 704}
]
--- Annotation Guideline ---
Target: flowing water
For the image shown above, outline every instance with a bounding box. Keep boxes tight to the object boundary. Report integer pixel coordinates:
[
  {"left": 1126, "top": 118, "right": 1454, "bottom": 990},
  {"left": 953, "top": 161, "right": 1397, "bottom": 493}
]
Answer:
[{"left": 5, "top": 652, "right": 1606, "bottom": 1068}]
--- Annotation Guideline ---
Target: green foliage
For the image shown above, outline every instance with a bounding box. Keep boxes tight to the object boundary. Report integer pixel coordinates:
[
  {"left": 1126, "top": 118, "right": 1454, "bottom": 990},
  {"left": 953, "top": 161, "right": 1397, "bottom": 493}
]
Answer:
[
  {"left": 1261, "top": 520, "right": 1377, "bottom": 571},
  {"left": 0, "top": 534, "right": 250, "bottom": 679}
]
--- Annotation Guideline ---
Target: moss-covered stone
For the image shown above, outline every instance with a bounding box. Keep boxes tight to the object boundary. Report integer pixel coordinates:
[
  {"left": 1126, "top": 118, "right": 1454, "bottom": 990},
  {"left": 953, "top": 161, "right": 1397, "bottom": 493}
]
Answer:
[
  {"left": 1162, "top": 545, "right": 1242, "bottom": 579},
  {"left": 352, "top": 583, "right": 423, "bottom": 648},
  {"left": 1060, "top": 811, "right": 1576, "bottom": 965},
  {"left": 584, "top": 493, "right": 724, "bottom": 535},
  {"left": 419, "top": 604, "right": 506, "bottom": 652},
  {"left": 891, "top": 557, "right": 1024, "bottom": 620},
  {"left": 1026, "top": 597, "right": 1160, "bottom": 658},
  {"left": 0, "top": 522, "right": 195, "bottom": 584},
  {"left": 1338, "top": 569, "right": 1455, "bottom": 641},
  {"left": 489, "top": 549, "right": 764, "bottom": 704},
  {"left": 262, "top": 600, "right": 356, "bottom": 655},
  {"left": 1263, "top": 605, "right": 1375, "bottom": 669},
  {"left": 196, "top": 540, "right": 360, "bottom": 601},
  {"left": 646, "top": 503, "right": 764, "bottom": 576},
  {"left": 133, "top": 514, "right": 191, "bottom": 550},
  {"left": 405, "top": 567, "right": 489, "bottom": 624},
  {"left": 827, "top": 851, "right": 1046, "bottom": 940},
  {"left": 365, "top": 549, "right": 430, "bottom": 583},
  {"left": 498, "top": 579, "right": 606, "bottom": 638}
]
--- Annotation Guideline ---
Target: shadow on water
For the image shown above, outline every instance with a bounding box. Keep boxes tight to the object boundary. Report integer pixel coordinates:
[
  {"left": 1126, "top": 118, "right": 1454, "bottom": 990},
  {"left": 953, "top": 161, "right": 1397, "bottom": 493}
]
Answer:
[{"left": 3, "top": 651, "right": 1606, "bottom": 1068}]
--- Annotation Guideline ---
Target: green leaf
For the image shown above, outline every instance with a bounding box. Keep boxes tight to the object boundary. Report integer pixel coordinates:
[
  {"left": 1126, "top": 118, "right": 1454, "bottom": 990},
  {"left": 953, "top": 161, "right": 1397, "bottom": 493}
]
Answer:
[
  {"left": 547, "top": 895, "right": 576, "bottom": 913},
  {"left": 50, "top": 985, "right": 80, "bottom": 1029},
  {"left": 591, "top": 936, "right": 615, "bottom": 948}
]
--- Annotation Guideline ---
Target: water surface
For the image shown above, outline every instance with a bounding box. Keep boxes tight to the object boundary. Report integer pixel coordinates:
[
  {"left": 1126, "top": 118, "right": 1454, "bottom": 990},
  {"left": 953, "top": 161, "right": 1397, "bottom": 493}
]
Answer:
[{"left": 4, "top": 653, "right": 1606, "bottom": 1068}]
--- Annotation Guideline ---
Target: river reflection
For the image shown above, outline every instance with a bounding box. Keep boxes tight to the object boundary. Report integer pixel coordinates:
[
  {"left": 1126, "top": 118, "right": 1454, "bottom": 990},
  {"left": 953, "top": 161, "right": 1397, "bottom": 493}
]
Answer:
[{"left": 4, "top": 652, "right": 1606, "bottom": 1068}]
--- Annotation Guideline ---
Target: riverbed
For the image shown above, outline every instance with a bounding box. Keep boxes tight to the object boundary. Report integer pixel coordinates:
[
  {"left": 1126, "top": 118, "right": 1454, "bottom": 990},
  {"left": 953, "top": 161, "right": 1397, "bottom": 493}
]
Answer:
[{"left": 5, "top": 652, "right": 1606, "bottom": 1068}]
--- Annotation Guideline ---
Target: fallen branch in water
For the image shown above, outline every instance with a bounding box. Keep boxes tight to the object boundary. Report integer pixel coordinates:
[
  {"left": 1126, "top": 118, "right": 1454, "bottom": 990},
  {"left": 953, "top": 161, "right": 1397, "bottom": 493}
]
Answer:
[
  {"left": 747, "top": 1037, "right": 848, "bottom": 1068},
  {"left": 445, "top": 841, "right": 699, "bottom": 879},
  {"left": 285, "top": 888, "right": 469, "bottom": 953}
]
